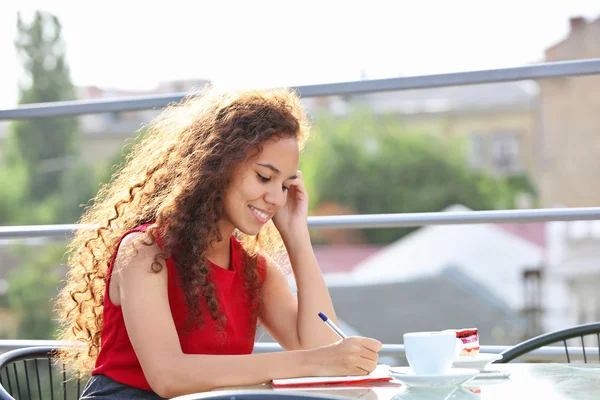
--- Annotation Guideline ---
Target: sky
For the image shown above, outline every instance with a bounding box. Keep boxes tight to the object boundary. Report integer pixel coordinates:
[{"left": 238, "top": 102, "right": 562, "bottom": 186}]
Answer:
[{"left": 0, "top": 0, "right": 599, "bottom": 108}]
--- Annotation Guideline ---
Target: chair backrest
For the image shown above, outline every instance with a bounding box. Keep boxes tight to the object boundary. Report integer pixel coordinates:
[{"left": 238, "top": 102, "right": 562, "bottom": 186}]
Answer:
[
  {"left": 0, "top": 346, "right": 86, "bottom": 400},
  {"left": 496, "top": 322, "right": 600, "bottom": 363}
]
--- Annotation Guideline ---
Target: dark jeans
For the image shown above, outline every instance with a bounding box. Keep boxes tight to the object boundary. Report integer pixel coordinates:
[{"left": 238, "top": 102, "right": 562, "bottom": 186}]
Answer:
[{"left": 80, "top": 374, "right": 165, "bottom": 400}]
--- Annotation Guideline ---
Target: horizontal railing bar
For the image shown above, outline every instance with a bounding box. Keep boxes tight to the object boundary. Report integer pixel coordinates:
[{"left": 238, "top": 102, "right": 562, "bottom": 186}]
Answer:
[
  {"left": 0, "top": 340, "right": 596, "bottom": 362},
  {"left": 0, "top": 224, "right": 97, "bottom": 240},
  {"left": 296, "top": 58, "right": 600, "bottom": 97},
  {"left": 1, "top": 59, "right": 600, "bottom": 120},
  {"left": 253, "top": 343, "right": 600, "bottom": 362},
  {"left": 1, "top": 207, "right": 599, "bottom": 239},
  {"left": 0, "top": 340, "right": 70, "bottom": 351},
  {"left": 0, "top": 92, "right": 188, "bottom": 120},
  {"left": 307, "top": 207, "right": 600, "bottom": 229}
]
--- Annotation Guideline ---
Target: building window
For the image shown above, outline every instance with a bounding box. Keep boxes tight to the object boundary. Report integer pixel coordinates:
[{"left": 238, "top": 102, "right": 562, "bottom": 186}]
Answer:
[
  {"left": 491, "top": 131, "right": 521, "bottom": 174},
  {"left": 468, "top": 132, "right": 485, "bottom": 168}
]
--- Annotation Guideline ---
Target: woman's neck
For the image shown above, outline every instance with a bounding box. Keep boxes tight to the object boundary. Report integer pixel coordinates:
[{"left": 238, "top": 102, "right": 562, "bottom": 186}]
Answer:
[{"left": 206, "top": 222, "right": 234, "bottom": 269}]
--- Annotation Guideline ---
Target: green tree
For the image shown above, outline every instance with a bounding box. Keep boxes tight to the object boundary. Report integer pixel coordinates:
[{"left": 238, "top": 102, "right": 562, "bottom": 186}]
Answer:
[
  {"left": 5, "top": 244, "right": 65, "bottom": 339},
  {"left": 99, "top": 129, "right": 146, "bottom": 186},
  {"left": 6, "top": 11, "right": 80, "bottom": 202},
  {"left": 0, "top": 11, "right": 94, "bottom": 341},
  {"left": 301, "top": 109, "right": 531, "bottom": 244},
  {"left": 0, "top": 162, "right": 29, "bottom": 223},
  {"left": 0, "top": 11, "right": 100, "bottom": 226}
]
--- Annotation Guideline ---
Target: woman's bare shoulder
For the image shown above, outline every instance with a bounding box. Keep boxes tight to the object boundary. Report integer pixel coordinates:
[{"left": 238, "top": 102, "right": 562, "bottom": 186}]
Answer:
[{"left": 115, "top": 231, "right": 165, "bottom": 273}]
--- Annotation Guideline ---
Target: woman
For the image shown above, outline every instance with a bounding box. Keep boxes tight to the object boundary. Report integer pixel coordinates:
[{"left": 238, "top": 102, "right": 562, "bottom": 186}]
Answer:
[{"left": 56, "top": 86, "right": 382, "bottom": 399}]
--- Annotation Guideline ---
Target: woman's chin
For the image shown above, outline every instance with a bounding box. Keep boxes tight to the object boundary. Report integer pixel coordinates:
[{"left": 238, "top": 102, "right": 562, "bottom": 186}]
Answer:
[{"left": 236, "top": 223, "right": 263, "bottom": 236}]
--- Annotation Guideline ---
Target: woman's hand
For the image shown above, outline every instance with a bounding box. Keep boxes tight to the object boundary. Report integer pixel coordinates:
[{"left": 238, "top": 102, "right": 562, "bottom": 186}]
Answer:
[
  {"left": 304, "top": 336, "right": 382, "bottom": 377},
  {"left": 272, "top": 170, "right": 309, "bottom": 243}
]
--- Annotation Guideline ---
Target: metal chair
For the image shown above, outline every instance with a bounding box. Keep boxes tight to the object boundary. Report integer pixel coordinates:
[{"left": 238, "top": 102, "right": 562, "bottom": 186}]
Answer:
[
  {"left": 0, "top": 346, "right": 85, "bottom": 400},
  {"left": 496, "top": 322, "right": 600, "bottom": 363},
  {"left": 171, "top": 391, "right": 348, "bottom": 400}
]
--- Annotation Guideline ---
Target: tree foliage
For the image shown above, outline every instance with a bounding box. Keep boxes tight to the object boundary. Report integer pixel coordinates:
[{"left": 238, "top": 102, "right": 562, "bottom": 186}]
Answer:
[
  {"left": 6, "top": 11, "right": 80, "bottom": 201},
  {"left": 0, "top": 11, "right": 90, "bottom": 340},
  {"left": 301, "top": 109, "right": 535, "bottom": 244}
]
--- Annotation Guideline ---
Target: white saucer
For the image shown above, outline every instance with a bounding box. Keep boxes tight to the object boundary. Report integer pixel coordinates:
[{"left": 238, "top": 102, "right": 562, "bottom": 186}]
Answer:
[
  {"left": 394, "top": 386, "right": 480, "bottom": 400},
  {"left": 389, "top": 367, "right": 479, "bottom": 388},
  {"left": 452, "top": 353, "right": 503, "bottom": 371}
]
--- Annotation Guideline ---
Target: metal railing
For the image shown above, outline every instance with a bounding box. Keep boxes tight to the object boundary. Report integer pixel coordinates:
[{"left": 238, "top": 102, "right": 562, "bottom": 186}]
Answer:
[
  {"left": 1, "top": 58, "right": 600, "bottom": 238},
  {"left": 1, "top": 58, "right": 600, "bottom": 354},
  {"left": 256, "top": 343, "right": 598, "bottom": 363},
  {"left": 1, "top": 58, "right": 600, "bottom": 120},
  {"left": 0, "top": 340, "right": 596, "bottom": 363},
  {"left": 2, "top": 208, "right": 600, "bottom": 239}
]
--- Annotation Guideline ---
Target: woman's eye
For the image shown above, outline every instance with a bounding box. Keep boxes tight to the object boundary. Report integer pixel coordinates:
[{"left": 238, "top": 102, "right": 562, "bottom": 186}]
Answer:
[{"left": 257, "top": 173, "right": 270, "bottom": 182}]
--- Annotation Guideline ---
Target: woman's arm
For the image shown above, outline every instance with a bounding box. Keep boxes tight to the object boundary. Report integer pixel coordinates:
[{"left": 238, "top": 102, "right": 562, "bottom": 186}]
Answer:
[
  {"left": 114, "top": 233, "right": 379, "bottom": 398},
  {"left": 264, "top": 170, "right": 346, "bottom": 350},
  {"left": 258, "top": 232, "right": 341, "bottom": 350},
  {"left": 285, "top": 230, "right": 342, "bottom": 347}
]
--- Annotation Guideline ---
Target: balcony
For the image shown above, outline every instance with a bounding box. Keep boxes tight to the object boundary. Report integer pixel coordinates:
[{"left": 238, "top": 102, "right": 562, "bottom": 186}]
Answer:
[{"left": 1, "top": 59, "right": 600, "bottom": 363}]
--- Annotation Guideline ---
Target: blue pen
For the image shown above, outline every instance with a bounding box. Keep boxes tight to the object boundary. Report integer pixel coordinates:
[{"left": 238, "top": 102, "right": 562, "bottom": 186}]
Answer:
[{"left": 318, "top": 312, "right": 348, "bottom": 339}]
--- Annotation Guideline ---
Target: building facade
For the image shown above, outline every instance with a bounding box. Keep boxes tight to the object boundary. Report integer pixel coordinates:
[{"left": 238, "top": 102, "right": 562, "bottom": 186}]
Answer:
[{"left": 538, "top": 16, "right": 600, "bottom": 207}]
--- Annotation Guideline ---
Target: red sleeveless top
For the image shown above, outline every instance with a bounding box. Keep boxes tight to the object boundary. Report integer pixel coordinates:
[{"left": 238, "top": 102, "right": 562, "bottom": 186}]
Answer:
[{"left": 92, "top": 224, "right": 266, "bottom": 392}]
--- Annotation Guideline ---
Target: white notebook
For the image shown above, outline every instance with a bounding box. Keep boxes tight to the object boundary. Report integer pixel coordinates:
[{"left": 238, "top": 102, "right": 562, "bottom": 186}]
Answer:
[{"left": 271, "top": 365, "right": 391, "bottom": 387}]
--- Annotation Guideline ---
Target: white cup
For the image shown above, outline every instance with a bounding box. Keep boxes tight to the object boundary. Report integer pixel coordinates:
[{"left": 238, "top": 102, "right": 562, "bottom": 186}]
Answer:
[{"left": 403, "top": 331, "right": 463, "bottom": 375}]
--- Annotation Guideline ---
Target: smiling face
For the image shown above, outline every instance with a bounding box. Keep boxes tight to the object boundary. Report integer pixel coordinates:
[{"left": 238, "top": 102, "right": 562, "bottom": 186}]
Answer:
[{"left": 220, "top": 136, "right": 300, "bottom": 237}]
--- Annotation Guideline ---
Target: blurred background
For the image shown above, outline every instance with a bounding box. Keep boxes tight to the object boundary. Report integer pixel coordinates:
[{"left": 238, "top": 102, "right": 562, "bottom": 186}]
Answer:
[{"left": 0, "top": 1, "right": 599, "bottom": 355}]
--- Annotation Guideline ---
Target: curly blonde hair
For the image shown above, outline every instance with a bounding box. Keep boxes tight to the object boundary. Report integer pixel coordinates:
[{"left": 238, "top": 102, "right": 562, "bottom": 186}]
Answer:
[{"left": 55, "top": 85, "right": 310, "bottom": 374}]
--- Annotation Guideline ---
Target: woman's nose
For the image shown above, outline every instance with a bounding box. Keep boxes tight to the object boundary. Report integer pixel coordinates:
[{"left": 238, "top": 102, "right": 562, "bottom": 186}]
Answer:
[{"left": 265, "top": 187, "right": 286, "bottom": 207}]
